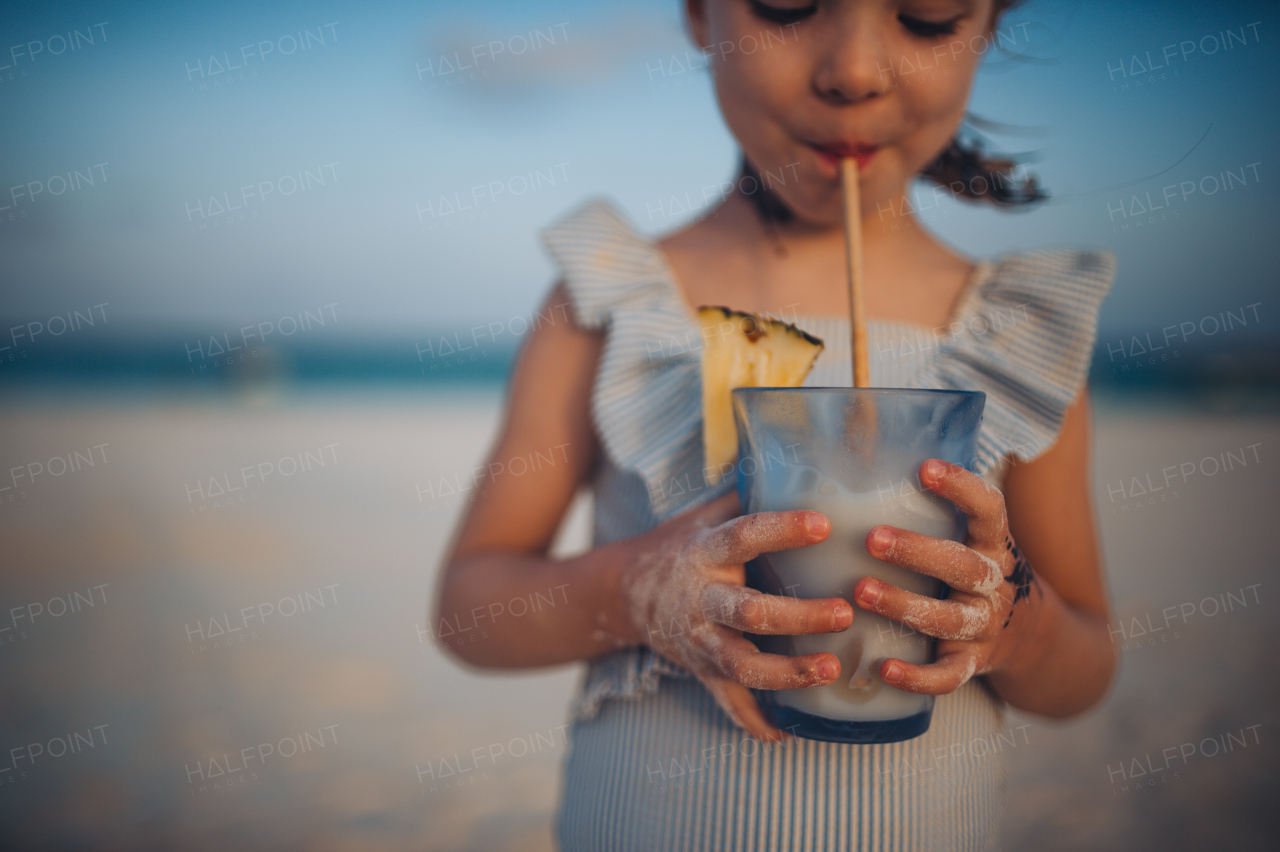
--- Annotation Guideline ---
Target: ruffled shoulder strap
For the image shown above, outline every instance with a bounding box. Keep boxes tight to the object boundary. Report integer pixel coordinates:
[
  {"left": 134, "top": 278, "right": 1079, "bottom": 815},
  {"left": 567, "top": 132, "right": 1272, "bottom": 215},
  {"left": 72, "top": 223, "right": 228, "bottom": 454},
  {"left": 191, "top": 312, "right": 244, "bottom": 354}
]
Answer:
[
  {"left": 909, "top": 249, "right": 1115, "bottom": 472},
  {"left": 540, "top": 198, "right": 679, "bottom": 330},
  {"left": 540, "top": 199, "right": 718, "bottom": 520}
]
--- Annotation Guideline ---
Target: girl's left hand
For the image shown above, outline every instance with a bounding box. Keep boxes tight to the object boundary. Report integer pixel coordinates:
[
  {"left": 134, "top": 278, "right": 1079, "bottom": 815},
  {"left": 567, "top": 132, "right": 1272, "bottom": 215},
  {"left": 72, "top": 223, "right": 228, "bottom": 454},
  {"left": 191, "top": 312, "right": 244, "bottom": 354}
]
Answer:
[{"left": 855, "top": 458, "right": 1042, "bottom": 694}]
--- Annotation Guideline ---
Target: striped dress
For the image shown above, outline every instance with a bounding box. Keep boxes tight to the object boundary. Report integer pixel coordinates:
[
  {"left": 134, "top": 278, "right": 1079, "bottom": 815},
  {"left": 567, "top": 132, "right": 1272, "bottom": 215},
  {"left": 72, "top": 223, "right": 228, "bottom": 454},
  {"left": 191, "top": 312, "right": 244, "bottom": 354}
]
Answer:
[{"left": 540, "top": 199, "right": 1114, "bottom": 851}]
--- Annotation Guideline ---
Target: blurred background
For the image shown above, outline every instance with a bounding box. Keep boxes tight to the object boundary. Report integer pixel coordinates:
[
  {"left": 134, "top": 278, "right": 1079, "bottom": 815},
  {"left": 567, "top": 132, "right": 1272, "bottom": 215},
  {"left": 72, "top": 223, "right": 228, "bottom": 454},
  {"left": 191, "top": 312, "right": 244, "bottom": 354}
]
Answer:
[{"left": 1, "top": 0, "right": 1277, "bottom": 849}]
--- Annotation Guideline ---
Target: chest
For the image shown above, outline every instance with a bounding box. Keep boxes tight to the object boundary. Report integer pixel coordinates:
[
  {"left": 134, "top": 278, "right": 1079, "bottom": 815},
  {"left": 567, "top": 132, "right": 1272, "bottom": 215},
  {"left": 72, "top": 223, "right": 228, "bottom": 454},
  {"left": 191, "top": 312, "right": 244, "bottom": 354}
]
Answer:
[{"left": 665, "top": 244, "right": 974, "bottom": 331}]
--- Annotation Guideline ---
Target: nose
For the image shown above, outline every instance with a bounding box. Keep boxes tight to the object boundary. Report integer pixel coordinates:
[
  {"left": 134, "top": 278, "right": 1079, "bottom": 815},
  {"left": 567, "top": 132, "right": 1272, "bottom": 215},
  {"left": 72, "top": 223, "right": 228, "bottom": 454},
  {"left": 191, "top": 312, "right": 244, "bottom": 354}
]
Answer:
[{"left": 810, "top": 7, "right": 892, "bottom": 105}]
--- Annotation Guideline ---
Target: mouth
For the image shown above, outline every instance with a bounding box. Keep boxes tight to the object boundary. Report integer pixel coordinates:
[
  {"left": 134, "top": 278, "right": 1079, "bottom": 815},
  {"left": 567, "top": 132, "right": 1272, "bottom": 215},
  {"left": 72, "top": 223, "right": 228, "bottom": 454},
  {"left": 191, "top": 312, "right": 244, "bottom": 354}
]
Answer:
[{"left": 807, "top": 142, "right": 879, "bottom": 177}]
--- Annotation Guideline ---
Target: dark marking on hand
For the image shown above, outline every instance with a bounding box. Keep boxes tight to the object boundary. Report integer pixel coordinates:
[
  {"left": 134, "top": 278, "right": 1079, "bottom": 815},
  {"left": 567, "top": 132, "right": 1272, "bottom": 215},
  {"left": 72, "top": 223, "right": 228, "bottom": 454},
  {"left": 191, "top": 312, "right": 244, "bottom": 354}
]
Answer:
[{"left": 1002, "top": 536, "right": 1040, "bottom": 629}]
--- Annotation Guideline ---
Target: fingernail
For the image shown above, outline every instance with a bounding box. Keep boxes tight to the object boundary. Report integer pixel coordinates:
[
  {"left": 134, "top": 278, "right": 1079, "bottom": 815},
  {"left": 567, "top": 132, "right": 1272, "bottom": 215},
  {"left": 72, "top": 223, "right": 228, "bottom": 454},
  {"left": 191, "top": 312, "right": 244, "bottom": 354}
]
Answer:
[
  {"left": 816, "top": 659, "right": 838, "bottom": 681},
  {"left": 859, "top": 579, "right": 881, "bottom": 605},
  {"left": 923, "top": 459, "right": 946, "bottom": 481},
  {"left": 883, "top": 662, "right": 904, "bottom": 684},
  {"left": 804, "top": 512, "right": 829, "bottom": 539},
  {"left": 870, "top": 526, "right": 893, "bottom": 552},
  {"left": 831, "top": 601, "right": 853, "bottom": 630}
]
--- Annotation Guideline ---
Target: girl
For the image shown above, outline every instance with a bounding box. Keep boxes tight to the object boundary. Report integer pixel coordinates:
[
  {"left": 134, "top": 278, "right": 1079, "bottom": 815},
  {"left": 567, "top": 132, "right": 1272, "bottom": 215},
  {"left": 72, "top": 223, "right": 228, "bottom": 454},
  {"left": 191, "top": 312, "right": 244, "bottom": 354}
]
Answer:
[{"left": 437, "top": 0, "right": 1116, "bottom": 848}]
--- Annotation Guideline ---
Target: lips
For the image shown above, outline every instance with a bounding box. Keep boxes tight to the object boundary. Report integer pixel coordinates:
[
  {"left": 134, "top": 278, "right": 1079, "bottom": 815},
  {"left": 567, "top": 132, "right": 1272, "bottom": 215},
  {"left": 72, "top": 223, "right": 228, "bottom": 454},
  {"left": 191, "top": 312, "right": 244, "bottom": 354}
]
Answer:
[{"left": 808, "top": 142, "right": 878, "bottom": 177}]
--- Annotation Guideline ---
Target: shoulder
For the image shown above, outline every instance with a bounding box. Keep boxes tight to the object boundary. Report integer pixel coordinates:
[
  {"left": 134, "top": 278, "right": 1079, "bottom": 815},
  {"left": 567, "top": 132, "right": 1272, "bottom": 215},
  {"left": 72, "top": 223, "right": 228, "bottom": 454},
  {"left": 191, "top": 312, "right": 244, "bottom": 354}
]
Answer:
[
  {"left": 952, "top": 247, "right": 1115, "bottom": 360},
  {"left": 539, "top": 198, "right": 711, "bottom": 520},
  {"left": 509, "top": 281, "right": 605, "bottom": 404},
  {"left": 540, "top": 198, "right": 674, "bottom": 330},
  {"left": 973, "top": 248, "right": 1116, "bottom": 312},
  {"left": 913, "top": 247, "right": 1115, "bottom": 470}
]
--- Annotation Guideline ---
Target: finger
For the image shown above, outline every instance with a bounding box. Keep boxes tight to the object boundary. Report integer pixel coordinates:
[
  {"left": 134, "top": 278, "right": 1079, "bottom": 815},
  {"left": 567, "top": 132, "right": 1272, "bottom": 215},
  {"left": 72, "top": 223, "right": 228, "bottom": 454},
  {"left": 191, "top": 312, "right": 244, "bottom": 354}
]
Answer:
[
  {"left": 853, "top": 578, "right": 996, "bottom": 641},
  {"left": 918, "top": 459, "right": 1006, "bottom": 546},
  {"left": 864, "top": 526, "right": 1003, "bottom": 595},
  {"left": 701, "top": 510, "right": 830, "bottom": 565},
  {"left": 880, "top": 647, "right": 982, "bottom": 695},
  {"left": 703, "top": 678, "right": 789, "bottom": 742},
  {"left": 701, "top": 583, "right": 853, "bottom": 635},
  {"left": 707, "top": 632, "right": 840, "bottom": 691}
]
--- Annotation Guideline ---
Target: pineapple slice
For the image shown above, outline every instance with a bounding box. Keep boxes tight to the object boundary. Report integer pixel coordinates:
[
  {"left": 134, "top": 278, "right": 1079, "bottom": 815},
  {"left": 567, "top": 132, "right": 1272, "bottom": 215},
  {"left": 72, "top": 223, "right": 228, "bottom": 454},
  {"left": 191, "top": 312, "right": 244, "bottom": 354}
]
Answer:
[{"left": 699, "top": 306, "right": 824, "bottom": 483}]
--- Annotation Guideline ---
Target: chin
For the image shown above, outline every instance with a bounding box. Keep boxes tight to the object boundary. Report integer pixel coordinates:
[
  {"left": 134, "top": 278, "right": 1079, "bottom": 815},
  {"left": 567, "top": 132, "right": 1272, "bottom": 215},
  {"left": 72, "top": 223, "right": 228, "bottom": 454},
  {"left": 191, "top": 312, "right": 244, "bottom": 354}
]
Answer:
[{"left": 777, "top": 194, "right": 844, "bottom": 229}]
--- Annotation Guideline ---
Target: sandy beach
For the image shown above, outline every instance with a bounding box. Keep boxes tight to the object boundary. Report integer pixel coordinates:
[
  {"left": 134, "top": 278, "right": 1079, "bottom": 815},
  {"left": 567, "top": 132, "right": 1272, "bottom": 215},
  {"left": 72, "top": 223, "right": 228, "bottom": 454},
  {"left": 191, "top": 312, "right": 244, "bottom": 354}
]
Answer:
[{"left": 0, "top": 386, "right": 1275, "bottom": 850}]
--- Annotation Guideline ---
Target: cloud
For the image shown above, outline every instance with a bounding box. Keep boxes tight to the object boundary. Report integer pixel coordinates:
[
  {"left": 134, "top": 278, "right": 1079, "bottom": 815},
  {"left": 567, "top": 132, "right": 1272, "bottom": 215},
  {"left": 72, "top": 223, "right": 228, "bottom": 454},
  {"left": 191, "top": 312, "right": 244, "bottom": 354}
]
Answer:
[{"left": 415, "top": 10, "right": 691, "bottom": 98}]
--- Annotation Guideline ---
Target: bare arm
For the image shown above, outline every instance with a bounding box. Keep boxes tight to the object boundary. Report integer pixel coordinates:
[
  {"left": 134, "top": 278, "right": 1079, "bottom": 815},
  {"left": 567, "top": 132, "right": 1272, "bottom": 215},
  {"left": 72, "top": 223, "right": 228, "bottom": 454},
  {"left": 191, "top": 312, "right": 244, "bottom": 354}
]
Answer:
[
  {"left": 985, "top": 389, "right": 1117, "bottom": 716},
  {"left": 434, "top": 282, "right": 856, "bottom": 740},
  {"left": 435, "top": 282, "right": 639, "bottom": 668}
]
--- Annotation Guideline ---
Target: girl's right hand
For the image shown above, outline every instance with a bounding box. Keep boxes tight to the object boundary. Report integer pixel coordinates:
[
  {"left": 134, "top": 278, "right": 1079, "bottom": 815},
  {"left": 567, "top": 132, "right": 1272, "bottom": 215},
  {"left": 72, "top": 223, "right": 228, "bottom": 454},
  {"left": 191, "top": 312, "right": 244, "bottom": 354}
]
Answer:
[{"left": 619, "top": 492, "right": 853, "bottom": 741}]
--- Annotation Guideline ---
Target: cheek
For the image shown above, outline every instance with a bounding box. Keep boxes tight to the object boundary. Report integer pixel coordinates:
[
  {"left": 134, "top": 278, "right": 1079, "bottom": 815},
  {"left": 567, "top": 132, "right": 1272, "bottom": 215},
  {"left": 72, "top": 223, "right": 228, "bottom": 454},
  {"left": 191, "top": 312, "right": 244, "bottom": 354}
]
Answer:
[
  {"left": 895, "top": 64, "right": 978, "bottom": 163},
  {"left": 715, "top": 75, "right": 785, "bottom": 161},
  {"left": 703, "top": 9, "right": 807, "bottom": 145},
  {"left": 713, "top": 62, "right": 800, "bottom": 147}
]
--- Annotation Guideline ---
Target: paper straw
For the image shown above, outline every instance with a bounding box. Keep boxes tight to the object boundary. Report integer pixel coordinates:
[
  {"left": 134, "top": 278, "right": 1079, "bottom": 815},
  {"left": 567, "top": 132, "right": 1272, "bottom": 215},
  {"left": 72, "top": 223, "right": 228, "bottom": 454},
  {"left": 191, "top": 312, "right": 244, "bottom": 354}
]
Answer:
[{"left": 840, "top": 157, "right": 870, "bottom": 388}]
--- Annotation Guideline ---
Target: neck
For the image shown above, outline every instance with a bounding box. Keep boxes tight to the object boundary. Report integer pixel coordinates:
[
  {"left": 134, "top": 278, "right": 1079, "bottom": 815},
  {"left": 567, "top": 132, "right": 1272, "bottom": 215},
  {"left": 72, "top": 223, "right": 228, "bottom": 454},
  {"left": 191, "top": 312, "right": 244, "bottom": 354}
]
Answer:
[
  {"left": 722, "top": 188, "right": 932, "bottom": 262},
  {"left": 676, "top": 185, "right": 970, "bottom": 327}
]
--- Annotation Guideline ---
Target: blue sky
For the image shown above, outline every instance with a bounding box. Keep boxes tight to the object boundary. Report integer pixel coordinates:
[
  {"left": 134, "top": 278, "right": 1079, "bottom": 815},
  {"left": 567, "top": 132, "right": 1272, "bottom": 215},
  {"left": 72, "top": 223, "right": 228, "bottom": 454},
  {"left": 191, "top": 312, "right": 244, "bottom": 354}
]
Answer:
[{"left": 1, "top": 0, "right": 1276, "bottom": 342}]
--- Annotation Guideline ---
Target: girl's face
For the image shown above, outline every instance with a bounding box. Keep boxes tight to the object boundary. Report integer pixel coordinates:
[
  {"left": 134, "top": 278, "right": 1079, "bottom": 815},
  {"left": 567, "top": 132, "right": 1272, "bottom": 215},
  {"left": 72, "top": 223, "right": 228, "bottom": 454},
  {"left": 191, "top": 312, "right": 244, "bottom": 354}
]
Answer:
[{"left": 687, "top": 0, "right": 998, "bottom": 226}]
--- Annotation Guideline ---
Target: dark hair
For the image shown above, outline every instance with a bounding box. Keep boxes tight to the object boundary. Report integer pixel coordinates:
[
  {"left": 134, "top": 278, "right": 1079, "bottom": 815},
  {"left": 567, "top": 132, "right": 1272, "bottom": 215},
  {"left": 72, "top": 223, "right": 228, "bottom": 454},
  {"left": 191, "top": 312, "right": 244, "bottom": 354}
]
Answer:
[
  {"left": 920, "top": 128, "right": 1046, "bottom": 206},
  {"left": 921, "top": 0, "right": 1045, "bottom": 206}
]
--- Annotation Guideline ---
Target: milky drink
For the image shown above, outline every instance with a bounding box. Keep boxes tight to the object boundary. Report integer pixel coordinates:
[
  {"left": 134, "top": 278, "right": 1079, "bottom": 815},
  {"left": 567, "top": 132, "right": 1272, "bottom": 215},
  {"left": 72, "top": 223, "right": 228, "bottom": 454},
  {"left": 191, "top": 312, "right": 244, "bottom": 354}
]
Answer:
[
  {"left": 749, "top": 462, "right": 963, "bottom": 722},
  {"left": 732, "top": 386, "right": 985, "bottom": 741}
]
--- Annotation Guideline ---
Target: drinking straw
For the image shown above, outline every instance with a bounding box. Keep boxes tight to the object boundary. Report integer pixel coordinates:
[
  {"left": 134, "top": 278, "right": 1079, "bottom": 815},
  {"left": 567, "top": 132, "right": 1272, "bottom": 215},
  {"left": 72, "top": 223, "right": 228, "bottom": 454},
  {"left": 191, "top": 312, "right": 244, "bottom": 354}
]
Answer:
[{"left": 840, "top": 157, "right": 870, "bottom": 388}]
